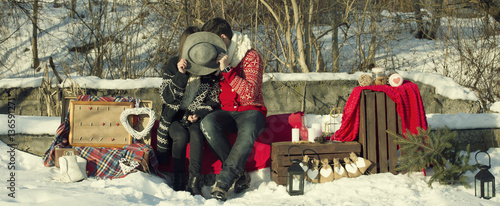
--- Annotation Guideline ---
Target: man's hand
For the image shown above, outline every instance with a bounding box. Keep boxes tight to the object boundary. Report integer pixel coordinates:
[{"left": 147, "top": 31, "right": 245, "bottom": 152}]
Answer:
[
  {"left": 188, "top": 114, "right": 199, "bottom": 123},
  {"left": 217, "top": 53, "right": 229, "bottom": 71},
  {"left": 177, "top": 58, "right": 187, "bottom": 74}
]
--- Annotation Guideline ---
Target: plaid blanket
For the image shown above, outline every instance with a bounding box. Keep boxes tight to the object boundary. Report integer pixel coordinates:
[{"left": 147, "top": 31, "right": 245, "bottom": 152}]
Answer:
[{"left": 42, "top": 95, "right": 164, "bottom": 179}]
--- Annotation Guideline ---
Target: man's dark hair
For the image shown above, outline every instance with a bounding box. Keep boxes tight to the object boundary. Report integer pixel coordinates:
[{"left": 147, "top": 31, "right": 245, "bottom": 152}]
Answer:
[{"left": 201, "top": 17, "right": 233, "bottom": 40}]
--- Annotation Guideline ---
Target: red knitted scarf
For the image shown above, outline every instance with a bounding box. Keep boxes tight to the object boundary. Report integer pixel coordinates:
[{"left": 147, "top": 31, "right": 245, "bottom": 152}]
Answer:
[{"left": 331, "top": 80, "right": 428, "bottom": 142}]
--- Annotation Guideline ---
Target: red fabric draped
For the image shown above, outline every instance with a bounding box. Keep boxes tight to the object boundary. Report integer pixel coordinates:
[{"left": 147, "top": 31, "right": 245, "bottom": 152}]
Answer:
[{"left": 331, "top": 80, "right": 428, "bottom": 142}]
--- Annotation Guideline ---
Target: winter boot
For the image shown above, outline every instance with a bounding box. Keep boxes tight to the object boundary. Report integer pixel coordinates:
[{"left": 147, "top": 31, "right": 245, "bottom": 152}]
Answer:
[
  {"left": 186, "top": 175, "right": 202, "bottom": 196},
  {"left": 211, "top": 181, "right": 230, "bottom": 201},
  {"left": 234, "top": 171, "right": 251, "bottom": 193},
  {"left": 173, "top": 173, "right": 187, "bottom": 191}
]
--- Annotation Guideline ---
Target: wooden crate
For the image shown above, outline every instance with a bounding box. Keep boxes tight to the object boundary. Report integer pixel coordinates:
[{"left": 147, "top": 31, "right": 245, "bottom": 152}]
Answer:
[
  {"left": 270, "top": 141, "right": 361, "bottom": 186},
  {"left": 358, "top": 90, "right": 402, "bottom": 174}
]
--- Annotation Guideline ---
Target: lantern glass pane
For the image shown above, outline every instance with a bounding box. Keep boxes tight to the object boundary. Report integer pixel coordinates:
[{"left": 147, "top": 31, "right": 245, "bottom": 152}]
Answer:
[
  {"left": 486, "top": 181, "right": 492, "bottom": 198},
  {"left": 475, "top": 179, "right": 481, "bottom": 197},
  {"left": 292, "top": 175, "right": 300, "bottom": 191}
]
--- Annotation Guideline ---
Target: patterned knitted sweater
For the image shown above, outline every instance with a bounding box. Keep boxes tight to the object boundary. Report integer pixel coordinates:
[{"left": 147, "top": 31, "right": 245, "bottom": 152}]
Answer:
[
  {"left": 219, "top": 32, "right": 267, "bottom": 116},
  {"left": 157, "top": 56, "right": 220, "bottom": 153}
]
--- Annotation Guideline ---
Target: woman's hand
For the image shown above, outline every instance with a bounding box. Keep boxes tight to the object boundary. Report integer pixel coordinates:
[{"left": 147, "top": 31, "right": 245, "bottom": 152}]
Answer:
[
  {"left": 187, "top": 114, "right": 199, "bottom": 123},
  {"left": 177, "top": 58, "right": 187, "bottom": 74}
]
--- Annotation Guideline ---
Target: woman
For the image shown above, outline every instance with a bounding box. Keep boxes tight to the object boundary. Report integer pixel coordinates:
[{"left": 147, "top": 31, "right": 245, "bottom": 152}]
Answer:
[{"left": 156, "top": 27, "right": 225, "bottom": 195}]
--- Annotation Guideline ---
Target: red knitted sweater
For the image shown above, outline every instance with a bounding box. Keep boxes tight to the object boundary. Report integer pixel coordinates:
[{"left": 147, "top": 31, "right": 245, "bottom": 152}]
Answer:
[
  {"left": 332, "top": 80, "right": 428, "bottom": 142},
  {"left": 219, "top": 49, "right": 267, "bottom": 116}
]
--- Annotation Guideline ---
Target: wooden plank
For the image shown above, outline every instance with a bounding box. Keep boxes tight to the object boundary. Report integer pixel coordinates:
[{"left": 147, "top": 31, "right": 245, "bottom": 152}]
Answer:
[
  {"left": 386, "top": 94, "right": 399, "bottom": 174},
  {"left": 358, "top": 91, "right": 367, "bottom": 160},
  {"left": 365, "top": 92, "right": 378, "bottom": 174},
  {"left": 376, "top": 92, "right": 389, "bottom": 173},
  {"left": 271, "top": 170, "right": 287, "bottom": 186}
]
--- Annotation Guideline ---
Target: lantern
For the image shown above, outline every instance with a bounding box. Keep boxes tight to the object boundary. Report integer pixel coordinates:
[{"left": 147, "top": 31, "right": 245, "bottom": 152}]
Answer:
[
  {"left": 287, "top": 146, "right": 305, "bottom": 196},
  {"left": 475, "top": 151, "right": 495, "bottom": 199},
  {"left": 287, "top": 159, "right": 305, "bottom": 196}
]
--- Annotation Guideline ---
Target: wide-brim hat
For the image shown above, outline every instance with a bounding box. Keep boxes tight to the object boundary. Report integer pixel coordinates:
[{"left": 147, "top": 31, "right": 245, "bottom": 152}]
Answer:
[{"left": 181, "top": 32, "right": 227, "bottom": 76}]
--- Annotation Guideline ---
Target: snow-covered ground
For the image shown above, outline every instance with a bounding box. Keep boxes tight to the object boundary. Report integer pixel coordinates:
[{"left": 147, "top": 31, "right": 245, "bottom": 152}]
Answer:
[
  {"left": 1, "top": 1, "right": 500, "bottom": 205},
  {"left": 0, "top": 109, "right": 499, "bottom": 205},
  {"left": 0, "top": 129, "right": 500, "bottom": 206}
]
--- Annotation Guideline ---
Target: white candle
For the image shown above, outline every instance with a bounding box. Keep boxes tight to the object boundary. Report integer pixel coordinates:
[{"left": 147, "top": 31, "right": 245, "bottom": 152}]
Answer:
[
  {"left": 292, "top": 128, "right": 300, "bottom": 142},
  {"left": 308, "top": 128, "right": 317, "bottom": 143},
  {"left": 312, "top": 123, "right": 322, "bottom": 138}
]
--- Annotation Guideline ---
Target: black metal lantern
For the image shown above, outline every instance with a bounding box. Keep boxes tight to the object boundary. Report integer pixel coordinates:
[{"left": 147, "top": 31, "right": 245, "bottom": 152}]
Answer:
[
  {"left": 287, "top": 146, "right": 305, "bottom": 196},
  {"left": 475, "top": 151, "right": 495, "bottom": 199}
]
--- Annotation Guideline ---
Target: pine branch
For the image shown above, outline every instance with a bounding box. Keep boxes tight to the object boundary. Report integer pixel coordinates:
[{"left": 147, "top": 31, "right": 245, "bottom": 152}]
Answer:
[{"left": 388, "top": 126, "right": 477, "bottom": 188}]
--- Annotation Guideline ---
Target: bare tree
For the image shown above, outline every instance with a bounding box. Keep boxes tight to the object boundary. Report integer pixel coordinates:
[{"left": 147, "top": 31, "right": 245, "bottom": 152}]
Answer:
[
  {"left": 32, "top": 0, "right": 40, "bottom": 71},
  {"left": 413, "top": 0, "right": 427, "bottom": 39},
  {"left": 291, "top": 0, "right": 310, "bottom": 73},
  {"left": 472, "top": 0, "right": 500, "bottom": 23}
]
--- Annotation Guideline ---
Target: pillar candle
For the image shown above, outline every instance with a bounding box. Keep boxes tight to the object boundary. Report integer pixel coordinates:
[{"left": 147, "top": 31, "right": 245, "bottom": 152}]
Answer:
[
  {"left": 308, "top": 128, "right": 317, "bottom": 143},
  {"left": 311, "top": 123, "right": 322, "bottom": 138},
  {"left": 292, "top": 128, "right": 300, "bottom": 142}
]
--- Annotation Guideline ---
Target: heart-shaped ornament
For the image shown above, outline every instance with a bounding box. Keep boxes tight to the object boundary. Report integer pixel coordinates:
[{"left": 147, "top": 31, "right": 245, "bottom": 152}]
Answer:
[
  {"left": 307, "top": 169, "right": 318, "bottom": 179},
  {"left": 334, "top": 167, "right": 345, "bottom": 175},
  {"left": 393, "top": 76, "right": 401, "bottom": 85},
  {"left": 355, "top": 158, "right": 366, "bottom": 168},
  {"left": 120, "top": 107, "right": 156, "bottom": 140},
  {"left": 320, "top": 168, "right": 332, "bottom": 177},
  {"left": 345, "top": 163, "right": 358, "bottom": 173},
  {"left": 389, "top": 73, "right": 404, "bottom": 87}
]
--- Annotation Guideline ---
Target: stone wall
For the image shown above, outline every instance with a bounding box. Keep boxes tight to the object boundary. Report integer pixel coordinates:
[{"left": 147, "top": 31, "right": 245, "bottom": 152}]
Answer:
[
  {"left": 0, "top": 80, "right": 483, "bottom": 118},
  {"left": 0, "top": 79, "right": 495, "bottom": 157}
]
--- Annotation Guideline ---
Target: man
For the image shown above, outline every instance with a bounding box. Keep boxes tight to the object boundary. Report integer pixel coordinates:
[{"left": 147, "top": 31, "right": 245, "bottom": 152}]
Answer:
[{"left": 200, "top": 17, "right": 267, "bottom": 201}]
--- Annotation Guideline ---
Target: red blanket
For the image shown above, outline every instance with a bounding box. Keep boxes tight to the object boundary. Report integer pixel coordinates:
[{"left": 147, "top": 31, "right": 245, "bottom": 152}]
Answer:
[{"left": 331, "top": 80, "right": 428, "bottom": 142}]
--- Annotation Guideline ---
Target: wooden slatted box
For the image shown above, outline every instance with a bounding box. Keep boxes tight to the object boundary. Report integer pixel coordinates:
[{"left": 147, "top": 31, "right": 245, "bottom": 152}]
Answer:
[
  {"left": 270, "top": 141, "right": 361, "bottom": 186},
  {"left": 358, "top": 90, "right": 402, "bottom": 174}
]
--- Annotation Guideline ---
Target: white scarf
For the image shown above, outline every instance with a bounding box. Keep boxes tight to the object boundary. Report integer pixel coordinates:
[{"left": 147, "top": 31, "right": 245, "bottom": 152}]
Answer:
[{"left": 226, "top": 31, "right": 253, "bottom": 68}]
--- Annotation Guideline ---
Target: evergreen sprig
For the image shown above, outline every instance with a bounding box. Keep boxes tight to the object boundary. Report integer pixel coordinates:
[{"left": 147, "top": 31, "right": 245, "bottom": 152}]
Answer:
[{"left": 387, "top": 126, "right": 477, "bottom": 188}]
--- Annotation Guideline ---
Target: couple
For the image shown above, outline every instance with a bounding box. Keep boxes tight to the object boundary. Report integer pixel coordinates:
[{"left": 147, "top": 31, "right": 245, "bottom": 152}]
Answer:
[{"left": 156, "top": 18, "right": 267, "bottom": 201}]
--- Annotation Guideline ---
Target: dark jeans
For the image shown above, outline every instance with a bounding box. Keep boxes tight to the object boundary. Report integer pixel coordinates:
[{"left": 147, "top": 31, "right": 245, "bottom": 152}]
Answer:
[
  {"left": 200, "top": 110, "right": 266, "bottom": 187},
  {"left": 169, "top": 121, "right": 204, "bottom": 177}
]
